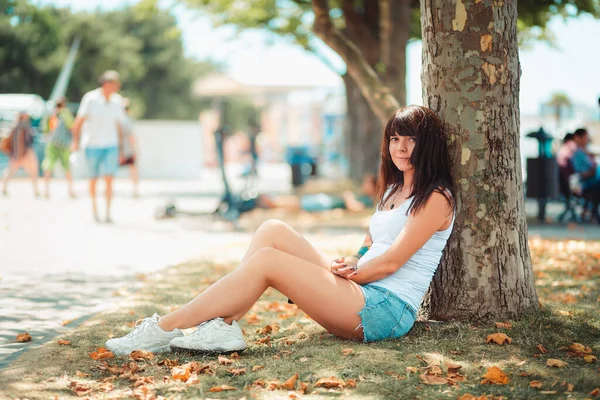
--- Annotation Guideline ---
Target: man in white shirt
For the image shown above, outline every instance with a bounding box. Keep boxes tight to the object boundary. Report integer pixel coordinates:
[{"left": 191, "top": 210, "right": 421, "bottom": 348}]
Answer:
[{"left": 72, "top": 70, "right": 126, "bottom": 222}]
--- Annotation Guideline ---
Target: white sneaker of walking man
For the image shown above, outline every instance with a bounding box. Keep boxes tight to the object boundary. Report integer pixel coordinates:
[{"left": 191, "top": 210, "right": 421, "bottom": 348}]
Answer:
[
  {"left": 169, "top": 318, "right": 247, "bottom": 354},
  {"left": 105, "top": 314, "right": 183, "bottom": 356}
]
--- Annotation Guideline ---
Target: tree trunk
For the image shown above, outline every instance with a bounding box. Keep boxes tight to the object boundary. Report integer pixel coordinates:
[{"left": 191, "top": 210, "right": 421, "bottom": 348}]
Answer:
[
  {"left": 419, "top": 0, "right": 538, "bottom": 320},
  {"left": 343, "top": 74, "right": 382, "bottom": 181}
]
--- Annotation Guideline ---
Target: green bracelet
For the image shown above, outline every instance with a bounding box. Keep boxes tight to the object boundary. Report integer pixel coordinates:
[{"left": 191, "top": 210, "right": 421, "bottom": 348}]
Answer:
[{"left": 354, "top": 246, "right": 369, "bottom": 259}]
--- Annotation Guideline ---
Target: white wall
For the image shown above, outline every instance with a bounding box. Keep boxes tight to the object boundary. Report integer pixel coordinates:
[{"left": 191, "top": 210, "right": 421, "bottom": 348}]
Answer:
[{"left": 69, "top": 120, "right": 203, "bottom": 179}]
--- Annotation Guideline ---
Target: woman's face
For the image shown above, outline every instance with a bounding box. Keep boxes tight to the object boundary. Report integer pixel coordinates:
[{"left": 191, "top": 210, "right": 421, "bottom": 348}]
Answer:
[{"left": 389, "top": 133, "right": 416, "bottom": 172}]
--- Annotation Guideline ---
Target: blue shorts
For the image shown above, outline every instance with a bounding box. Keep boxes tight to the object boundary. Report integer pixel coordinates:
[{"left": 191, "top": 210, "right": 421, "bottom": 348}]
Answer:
[
  {"left": 357, "top": 284, "right": 417, "bottom": 343},
  {"left": 85, "top": 147, "right": 118, "bottom": 178}
]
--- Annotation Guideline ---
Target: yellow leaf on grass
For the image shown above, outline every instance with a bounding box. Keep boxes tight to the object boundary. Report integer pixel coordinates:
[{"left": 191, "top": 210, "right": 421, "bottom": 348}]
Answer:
[
  {"left": 171, "top": 366, "right": 191, "bottom": 381},
  {"left": 569, "top": 342, "right": 593, "bottom": 354},
  {"left": 230, "top": 352, "right": 241, "bottom": 359},
  {"left": 57, "top": 339, "right": 71, "bottom": 346},
  {"left": 495, "top": 321, "right": 512, "bottom": 329},
  {"left": 406, "top": 366, "right": 419, "bottom": 373},
  {"left": 252, "top": 365, "right": 264, "bottom": 371},
  {"left": 342, "top": 348, "right": 354, "bottom": 356},
  {"left": 546, "top": 358, "right": 568, "bottom": 368},
  {"left": 583, "top": 355, "right": 597, "bottom": 363},
  {"left": 315, "top": 376, "right": 345, "bottom": 389},
  {"left": 88, "top": 347, "right": 114, "bottom": 360},
  {"left": 530, "top": 380, "right": 543, "bottom": 389},
  {"left": 218, "top": 355, "right": 234, "bottom": 365},
  {"left": 481, "top": 366, "right": 509, "bottom": 385},
  {"left": 16, "top": 332, "right": 32, "bottom": 342},
  {"left": 209, "top": 385, "right": 237, "bottom": 392},
  {"left": 75, "top": 370, "right": 90, "bottom": 378},
  {"left": 281, "top": 373, "right": 298, "bottom": 390},
  {"left": 486, "top": 333, "right": 512, "bottom": 345},
  {"left": 458, "top": 395, "right": 489, "bottom": 400},
  {"left": 567, "top": 383, "right": 574, "bottom": 392}
]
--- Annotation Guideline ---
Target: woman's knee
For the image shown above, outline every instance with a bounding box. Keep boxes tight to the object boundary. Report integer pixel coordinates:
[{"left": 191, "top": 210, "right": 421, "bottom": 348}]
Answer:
[{"left": 258, "top": 219, "right": 289, "bottom": 234}]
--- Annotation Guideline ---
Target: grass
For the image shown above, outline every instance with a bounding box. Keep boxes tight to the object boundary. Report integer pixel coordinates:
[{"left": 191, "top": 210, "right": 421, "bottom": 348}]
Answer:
[{"left": 0, "top": 236, "right": 599, "bottom": 399}]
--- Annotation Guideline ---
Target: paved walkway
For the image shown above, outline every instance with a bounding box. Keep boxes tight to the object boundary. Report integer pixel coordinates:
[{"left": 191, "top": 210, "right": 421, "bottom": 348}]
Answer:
[{"left": 1, "top": 164, "right": 599, "bottom": 369}]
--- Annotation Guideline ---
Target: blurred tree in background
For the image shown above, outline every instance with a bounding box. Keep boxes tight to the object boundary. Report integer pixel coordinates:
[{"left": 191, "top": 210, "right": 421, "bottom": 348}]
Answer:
[
  {"left": 0, "top": 0, "right": 216, "bottom": 120},
  {"left": 184, "top": 0, "right": 600, "bottom": 180}
]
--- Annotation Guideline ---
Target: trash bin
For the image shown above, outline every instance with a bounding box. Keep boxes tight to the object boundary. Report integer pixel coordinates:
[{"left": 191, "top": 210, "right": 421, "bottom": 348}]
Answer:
[
  {"left": 525, "top": 128, "right": 559, "bottom": 222},
  {"left": 286, "top": 146, "right": 316, "bottom": 188}
]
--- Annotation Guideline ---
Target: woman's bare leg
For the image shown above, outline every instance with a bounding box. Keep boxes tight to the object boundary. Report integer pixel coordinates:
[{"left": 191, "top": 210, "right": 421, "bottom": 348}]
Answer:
[
  {"left": 241, "top": 219, "right": 329, "bottom": 267},
  {"left": 159, "top": 248, "right": 365, "bottom": 340}
]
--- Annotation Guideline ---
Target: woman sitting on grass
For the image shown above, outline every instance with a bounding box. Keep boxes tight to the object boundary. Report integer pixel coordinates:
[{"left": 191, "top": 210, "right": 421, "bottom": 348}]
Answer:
[{"left": 106, "top": 105, "right": 456, "bottom": 355}]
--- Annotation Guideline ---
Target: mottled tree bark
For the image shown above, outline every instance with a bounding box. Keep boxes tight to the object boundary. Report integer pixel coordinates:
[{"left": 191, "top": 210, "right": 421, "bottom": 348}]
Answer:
[
  {"left": 419, "top": 0, "right": 538, "bottom": 320},
  {"left": 343, "top": 74, "right": 382, "bottom": 180}
]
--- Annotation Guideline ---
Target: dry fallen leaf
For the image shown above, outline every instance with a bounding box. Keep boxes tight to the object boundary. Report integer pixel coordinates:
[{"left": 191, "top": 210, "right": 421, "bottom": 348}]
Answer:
[
  {"left": 315, "top": 376, "right": 346, "bottom": 389},
  {"left": 481, "top": 366, "right": 509, "bottom": 385},
  {"left": 583, "top": 355, "right": 597, "bottom": 363},
  {"left": 16, "top": 332, "right": 32, "bottom": 342},
  {"left": 129, "top": 350, "right": 154, "bottom": 361},
  {"left": 88, "top": 347, "right": 114, "bottom": 360},
  {"left": 70, "top": 381, "right": 92, "bottom": 397},
  {"left": 342, "top": 348, "right": 354, "bottom": 356},
  {"left": 61, "top": 319, "right": 74, "bottom": 326},
  {"left": 252, "top": 365, "right": 264, "bottom": 372},
  {"left": 530, "top": 380, "right": 543, "bottom": 389},
  {"left": 185, "top": 374, "right": 200, "bottom": 385},
  {"left": 230, "top": 352, "right": 241, "bottom": 359},
  {"left": 486, "top": 333, "right": 512, "bottom": 345},
  {"left": 57, "top": 339, "right": 71, "bottom": 346},
  {"left": 299, "top": 357, "right": 308, "bottom": 363},
  {"left": 281, "top": 373, "right": 299, "bottom": 390},
  {"left": 75, "top": 370, "right": 90, "bottom": 378},
  {"left": 346, "top": 378, "right": 357, "bottom": 388},
  {"left": 218, "top": 355, "right": 234, "bottom": 365},
  {"left": 227, "top": 368, "right": 246, "bottom": 376},
  {"left": 444, "top": 361, "right": 462, "bottom": 373},
  {"left": 590, "top": 388, "right": 599, "bottom": 397},
  {"left": 406, "top": 366, "right": 419, "bottom": 373},
  {"left": 419, "top": 373, "right": 448, "bottom": 385},
  {"left": 546, "top": 358, "right": 568, "bottom": 368},
  {"left": 567, "top": 383, "right": 574, "bottom": 392},
  {"left": 495, "top": 321, "right": 512, "bottom": 329},
  {"left": 385, "top": 371, "right": 406, "bottom": 381},
  {"left": 536, "top": 344, "right": 547, "bottom": 354},
  {"left": 209, "top": 385, "right": 237, "bottom": 392}
]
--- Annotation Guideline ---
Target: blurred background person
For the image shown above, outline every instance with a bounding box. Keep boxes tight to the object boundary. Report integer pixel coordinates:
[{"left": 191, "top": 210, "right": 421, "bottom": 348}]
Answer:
[
  {"left": 71, "top": 70, "right": 126, "bottom": 223},
  {"left": 119, "top": 98, "right": 139, "bottom": 198},
  {"left": 41, "top": 96, "right": 76, "bottom": 198},
  {"left": 2, "top": 111, "right": 40, "bottom": 197},
  {"left": 571, "top": 128, "right": 600, "bottom": 194}
]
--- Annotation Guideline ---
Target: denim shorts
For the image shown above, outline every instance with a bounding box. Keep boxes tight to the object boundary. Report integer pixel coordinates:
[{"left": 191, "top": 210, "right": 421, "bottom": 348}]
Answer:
[
  {"left": 85, "top": 147, "right": 118, "bottom": 178},
  {"left": 357, "top": 284, "right": 417, "bottom": 343}
]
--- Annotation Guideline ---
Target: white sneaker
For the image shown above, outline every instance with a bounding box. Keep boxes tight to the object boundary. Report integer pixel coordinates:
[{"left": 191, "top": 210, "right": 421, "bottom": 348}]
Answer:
[
  {"left": 105, "top": 314, "right": 183, "bottom": 356},
  {"left": 169, "top": 318, "right": 246, "bottom": 354}
]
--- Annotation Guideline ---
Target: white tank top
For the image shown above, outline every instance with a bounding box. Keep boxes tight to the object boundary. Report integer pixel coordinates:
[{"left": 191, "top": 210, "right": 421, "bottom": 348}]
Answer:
[{"left": 357, "top": 189, "right": 455, "bottom": 312}]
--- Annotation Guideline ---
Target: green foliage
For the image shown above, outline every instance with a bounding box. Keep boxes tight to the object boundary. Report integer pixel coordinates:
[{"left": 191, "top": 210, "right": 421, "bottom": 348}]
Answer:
[
  {"left": 0, "top": 0, "right": 218, "bottom": 119},
  {"left": 184, "top": 0, "right": 600, "bottom": 63}
]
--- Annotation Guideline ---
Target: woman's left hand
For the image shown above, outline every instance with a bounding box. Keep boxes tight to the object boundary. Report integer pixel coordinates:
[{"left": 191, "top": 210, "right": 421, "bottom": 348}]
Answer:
[{"left": 332, "top": 263, "right": 358, "bottom": 279}]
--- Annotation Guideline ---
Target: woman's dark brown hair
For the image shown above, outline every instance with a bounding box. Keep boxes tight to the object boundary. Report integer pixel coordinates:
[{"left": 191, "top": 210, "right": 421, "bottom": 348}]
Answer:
[{"left": 377, "top": 105, "right": 454, "bottom": 215}]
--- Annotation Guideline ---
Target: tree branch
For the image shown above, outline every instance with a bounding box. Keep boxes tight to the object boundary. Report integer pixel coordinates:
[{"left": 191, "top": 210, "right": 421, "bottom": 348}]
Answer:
[
  {"left": 312, "top": 0, "right": 399, "bottom": 124},
  {"left": 379, "top": 0, "right": 391, "bottom": 67}
]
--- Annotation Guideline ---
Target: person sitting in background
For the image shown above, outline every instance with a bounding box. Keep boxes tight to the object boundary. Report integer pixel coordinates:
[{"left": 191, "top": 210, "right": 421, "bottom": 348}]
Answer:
[
  {"left": 257, "top": 174, "right": 377, "bottom": 213},
  {"left": 557, "top": 133, "right": 576, "bottom": 169},
  {"left": 2, "top": 111, "right": 40, "bottom": 197},
  {"left": 41, "top": 96, "right": 76, "bottom": 198},
  {"left": 569, "top": 128, "right": 600, "bottom": 195}
]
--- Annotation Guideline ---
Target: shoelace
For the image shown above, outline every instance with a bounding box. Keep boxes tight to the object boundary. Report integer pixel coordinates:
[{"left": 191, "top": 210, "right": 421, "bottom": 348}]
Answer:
[
  {"left": 125, "top": 316, "right": 157, "bottom": 338},
  {"left": 191, "top": 318, "right": 222, "bottom": 336}
]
